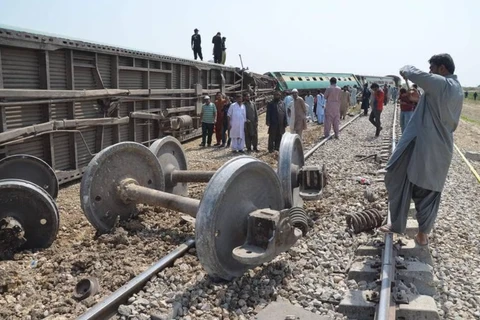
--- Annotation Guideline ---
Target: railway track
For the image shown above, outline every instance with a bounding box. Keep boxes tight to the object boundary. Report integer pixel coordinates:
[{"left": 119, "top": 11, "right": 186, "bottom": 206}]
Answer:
[
  {"left": 3, "top": 103, "right": 478, "bottom": 320},
  {"left": 74, "top": 111, "right": 364, "bottom": 320}
]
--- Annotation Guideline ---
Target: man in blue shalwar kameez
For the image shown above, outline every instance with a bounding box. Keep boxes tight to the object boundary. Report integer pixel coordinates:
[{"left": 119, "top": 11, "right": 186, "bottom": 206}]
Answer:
[{"left": 379, "top": 54, "right": 464, "bottom": 246}]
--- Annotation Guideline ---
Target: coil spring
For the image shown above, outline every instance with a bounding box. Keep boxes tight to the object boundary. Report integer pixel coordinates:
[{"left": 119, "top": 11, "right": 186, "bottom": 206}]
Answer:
[
  {"left": 346, "top": 208, "right": 384, "bottom": 234},
  {"left": 289, "top": 207, "right": 309, "bottom": 236}
]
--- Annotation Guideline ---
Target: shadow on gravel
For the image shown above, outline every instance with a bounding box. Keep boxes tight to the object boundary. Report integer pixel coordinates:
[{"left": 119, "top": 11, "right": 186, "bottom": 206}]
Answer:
[{"left": 170, "top": 260, "right": 292, "bottom": 317}]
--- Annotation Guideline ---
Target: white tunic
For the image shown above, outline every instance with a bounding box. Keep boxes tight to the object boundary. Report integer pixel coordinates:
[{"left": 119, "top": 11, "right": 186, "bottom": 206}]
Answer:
[{"left": 227, "top": 102, "right": 246, "bottom": 150}]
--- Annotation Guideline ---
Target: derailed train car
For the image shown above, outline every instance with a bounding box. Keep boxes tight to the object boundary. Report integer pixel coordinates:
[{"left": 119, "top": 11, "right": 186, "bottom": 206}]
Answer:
[
  {"left": 0, "top": 26, "right": 276, "bottom": 184},
  {"left": 355, "top": 74, "right": 402, "bottom": 87},
  {"left": 266, "top": 71, "right": 361, "bottom": 94}
]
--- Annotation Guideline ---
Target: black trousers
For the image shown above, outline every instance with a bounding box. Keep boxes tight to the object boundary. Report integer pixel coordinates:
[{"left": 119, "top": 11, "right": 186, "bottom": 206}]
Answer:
[
  {"left": 245, "top": 128, "right": 258, "bottom": 150},
  {"left": 201, "top": 122, "right": 214, "bottom": 145},
  {"left": 193, "top": 47, "right": 203, "bottom": 61},
  {"left": 213, "top": 51, "right": 222, "bottom": 63},
  {"left": 369, "top": 108, "right": 382, "bottom": 136},
  {"left": 268, "top": 126, "right": 285, "bottom": 152}
]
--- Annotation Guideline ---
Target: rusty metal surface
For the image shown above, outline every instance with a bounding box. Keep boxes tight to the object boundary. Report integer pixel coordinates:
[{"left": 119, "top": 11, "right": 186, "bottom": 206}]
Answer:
[
  {"left": 80, "top": 142, "right": 165, "bottom": 234},
  {"left": 195, "top": 156, "right": 284, "bottom": 280},
  {"left": 0, "top": 179, "right": 59, "bottom": 251},
  {"left": 0, "top": 154, "right": 59, "bottom": 199},
  {"left": 232, "top": 208, "right": 302, "bottom": 266},
  {"left": 119, "top": 179, "right": 200, "bottom": 218},
  {"left": 0, "top": 26, "right": 276, "bottom": 185},
  {"left": 277, "top": 133, "right": 305, "bottom": 208},
  {"left": 149, "top": 136, "right": 188, "bottom": 196}
]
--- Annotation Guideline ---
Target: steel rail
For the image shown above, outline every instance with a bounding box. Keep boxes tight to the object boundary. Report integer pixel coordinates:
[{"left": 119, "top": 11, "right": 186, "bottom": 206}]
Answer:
[
  {"left": 376, "top": 103, "right": 398, "bottom": 320},
  {"left": 453, "top": 143, "right": 480, "bottom": 184},
  {"left": 304, "top": 112, "right": 362, "bottom": 160},
  {"left": 76, "top": 108, "right": 365, "bottom": 320},
  {"left": 77, "top": 239, "right": 195, "bottom": 320}
]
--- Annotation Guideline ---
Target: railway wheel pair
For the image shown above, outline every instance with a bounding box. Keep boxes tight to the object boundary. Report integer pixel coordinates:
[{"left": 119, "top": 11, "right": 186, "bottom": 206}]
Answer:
[
  {"left": 80, "top": 133, "right": 315, "bottom": 280},
  {"left": 0, "top": 155, "right": 60, "bottom": 259}
]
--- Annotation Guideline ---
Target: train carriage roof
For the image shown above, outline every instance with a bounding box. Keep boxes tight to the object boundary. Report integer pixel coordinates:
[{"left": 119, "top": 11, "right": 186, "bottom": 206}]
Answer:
[{"left": 267, "top": 71, "right": 361, "bottom": 91}]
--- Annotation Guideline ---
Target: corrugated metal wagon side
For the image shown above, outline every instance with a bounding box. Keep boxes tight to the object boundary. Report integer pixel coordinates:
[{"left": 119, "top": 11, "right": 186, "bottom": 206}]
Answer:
[{"left": 0, "top": 27, "right": 276, "bottom": 184}]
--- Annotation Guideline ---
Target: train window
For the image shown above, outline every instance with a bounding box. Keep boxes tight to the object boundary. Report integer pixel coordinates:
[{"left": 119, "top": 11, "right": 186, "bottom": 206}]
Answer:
[
  {"left": 312, "top": 77, "right": 317, "bottom": 81},
  {"left": 348, "top": 77, "right": 352, "bottom": 81},
  {"left": 319, "top": 77, "right": 324, "bottom": 81},
  {"left": 290, "top": 77, "right": 295, "bottom": 81},
  {"left": 298, "top": 77, "right": 303, "bottom": 81},
  {"left": 338, "top": 78, "right": 342, "bottom": 81},
  {"left": 306, "top": 77, "right": 311, "bottom": 81}
]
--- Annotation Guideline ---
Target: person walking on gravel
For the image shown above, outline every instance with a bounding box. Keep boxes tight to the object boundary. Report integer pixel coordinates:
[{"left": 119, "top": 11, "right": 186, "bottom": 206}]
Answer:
[
  {"left": 243, "top": 93, "right": 259, "bottom": 152},
  {"left": 289, "top": 89, "right": 307, "bottom": 138},
  {"left": 266, "top": 91, "right": 288, "bottom": 153},
  {"left": 379, "top": 54, "right": 464, "bottom": 246},
  {"left": 227, "top": 94, "right": 247, "bottom": 152},
  {"left": 199, "top": 96, "right": 216, "bottom": 147},
  {"left": 324, "top": 77, "right": 342, "bottom": 139},
  {"left": 361, "top": 83, "right": 371, "bottom": 116},
  {"left": 340, "top": 86, "right": 350, "bottom": 120},
  {"left": 369, "top": 83, "right": 384, "bottom": 137}
]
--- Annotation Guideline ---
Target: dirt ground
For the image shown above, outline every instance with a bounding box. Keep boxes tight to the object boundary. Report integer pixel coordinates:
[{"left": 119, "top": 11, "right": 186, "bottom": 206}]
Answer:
[{"left": 454, "top": 101, "right": 480, "bottom": 173}]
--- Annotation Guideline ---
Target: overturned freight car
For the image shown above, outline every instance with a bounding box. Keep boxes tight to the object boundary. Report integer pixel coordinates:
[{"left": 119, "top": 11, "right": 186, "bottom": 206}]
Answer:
[{"left": 0, "top": 26, "right": 276, "bottom": 185}]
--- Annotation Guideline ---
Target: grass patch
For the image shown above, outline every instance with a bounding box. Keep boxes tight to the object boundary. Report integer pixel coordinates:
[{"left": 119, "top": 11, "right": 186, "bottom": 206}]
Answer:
[{"left": 461, "top": 115, "right": 480, "bottom": 126}]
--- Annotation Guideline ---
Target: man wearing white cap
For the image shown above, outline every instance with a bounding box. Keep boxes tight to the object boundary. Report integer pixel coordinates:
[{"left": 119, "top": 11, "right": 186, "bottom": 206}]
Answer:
[
  {"left": 289, "top": 89, "right": 307, "bottom": 138},
  {"left": 199, "top": 95, "right": 216, "bottom": 147}
]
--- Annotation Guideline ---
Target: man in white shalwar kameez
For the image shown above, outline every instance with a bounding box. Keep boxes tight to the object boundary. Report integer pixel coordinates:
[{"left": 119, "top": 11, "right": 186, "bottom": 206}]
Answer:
[
  {"left": 283, "top": 91, "right": 294, "bottom": 127},
  {"left": 227, "top": 94, "right": 247, "bottom": 152},
  {"left": 305, "top": 91, "right": 315, "bottom": 121},
  {"left": 316, "top": 90, "right": 325, "bottom": 124},
  {"left": 350, "top": 86, "right": 358, "bottom": 106}
]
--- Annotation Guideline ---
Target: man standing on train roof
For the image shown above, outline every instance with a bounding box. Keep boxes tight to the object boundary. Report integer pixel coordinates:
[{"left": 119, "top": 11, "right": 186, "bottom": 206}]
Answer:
[
  {"left": 212, "top": 32, "right": 222, "bottom": 64},
  {"left": 266, "top": 91, "right": 288, "bottom": 153},
  {"left": 369, "top": 83, "right": 384, "bottom": 137},
  {"left": 379, "top": 54, "right": 463, "bottom": 247},
  {"left": 283, "top": 90, "right": 294, "bottom": 127},
  {"left": 227, "top": 94, "right": 247, "bottom": 153},
  {"left": 213, "top": 92, "right": 227, "bottom": 147},
  {"left": 316, "top": 90, "right": 326, "bottom": 124},
  {"left": 191, "top": 28, "right": 203, "bottom": 61},
  {"left": 350, "top": 85, "right": 358, "bottom": 107},
  {"left": 288, "top": 89, "right": 307, "bottom": 138},
  {"left": 304, "top": 91, "right": 315, "bottom": 122},
  {"left": 323, "top": 77, "right": 342, "bottom": 139},
  {"left": 361, "top": 83, "right": 371, "bottom": 116},
  {"left": 221, "top": 37, "right": 227, "bottom": 65},
  {"left": 243, "top": 93, "right": 259, "bottom": 152}
]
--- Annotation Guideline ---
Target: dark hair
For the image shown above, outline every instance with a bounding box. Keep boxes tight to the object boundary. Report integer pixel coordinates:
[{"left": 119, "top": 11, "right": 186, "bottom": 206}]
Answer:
[
  {"left": 400, "top": 88, "right": 407, "bottom": 94},
  {"left": 429, "top": 53, "right": 455, "bottom": 74},
  {"left": 330, "top": 77, "right": 337, "bottom": 84},
  {"left": 370, "top": 83, "right": 379, "bottom": 89}
]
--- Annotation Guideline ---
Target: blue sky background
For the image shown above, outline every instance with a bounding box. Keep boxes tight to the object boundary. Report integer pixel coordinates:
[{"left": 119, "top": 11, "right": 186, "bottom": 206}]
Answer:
[{"left": 0, "top": 0, "right": 478, "bottom": 86}]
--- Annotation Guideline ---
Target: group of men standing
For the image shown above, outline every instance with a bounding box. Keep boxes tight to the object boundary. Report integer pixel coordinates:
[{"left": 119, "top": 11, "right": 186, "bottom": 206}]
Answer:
[
  {"left": 191, "top": 29, "right": 227, "bottom": 64},
  {"left": 199, "top": 92, "right": 258, "bottom": 152}
]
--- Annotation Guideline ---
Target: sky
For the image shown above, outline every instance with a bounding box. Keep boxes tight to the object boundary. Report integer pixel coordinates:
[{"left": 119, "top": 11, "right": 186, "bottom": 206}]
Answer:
[{"left": 0, "top": 0, "right": 479, "bottom": 86}]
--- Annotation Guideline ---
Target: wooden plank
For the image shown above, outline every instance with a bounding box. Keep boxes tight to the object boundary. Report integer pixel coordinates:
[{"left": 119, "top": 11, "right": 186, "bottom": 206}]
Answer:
[
  {"left": 0, "top": 88, "right": 130, "bottom": 99},
  {"left": 129, "top": 112, "right": 163, "bottom": 120},
  {"left": 118, "top": 66, "right": 172, "bottom": 73}
]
